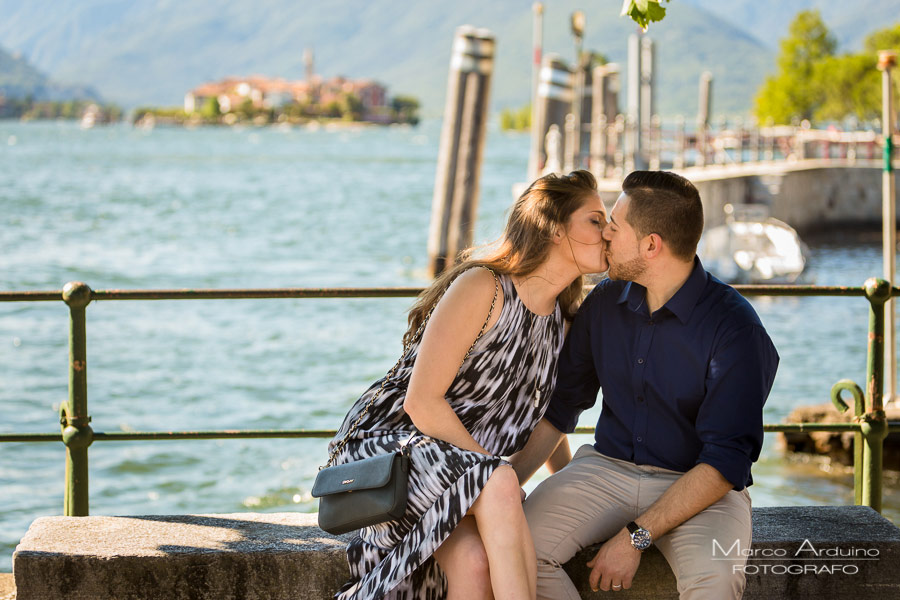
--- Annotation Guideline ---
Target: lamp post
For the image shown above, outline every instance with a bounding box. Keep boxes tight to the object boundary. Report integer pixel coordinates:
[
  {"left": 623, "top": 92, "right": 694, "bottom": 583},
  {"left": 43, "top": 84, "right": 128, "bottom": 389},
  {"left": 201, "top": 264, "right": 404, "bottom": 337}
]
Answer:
[
  {"left": 568, "top": 10, "right": 585, "bottom": 171},
  {"left": 878, "top": 50, "right": 897, "bottom": 406}
]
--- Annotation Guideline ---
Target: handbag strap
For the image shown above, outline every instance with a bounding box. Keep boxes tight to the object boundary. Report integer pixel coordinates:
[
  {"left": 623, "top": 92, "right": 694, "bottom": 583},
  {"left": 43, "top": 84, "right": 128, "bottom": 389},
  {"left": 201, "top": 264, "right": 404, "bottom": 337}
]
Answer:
[{"left": 323, "top": 267, "right": 499, "bottom": 469}]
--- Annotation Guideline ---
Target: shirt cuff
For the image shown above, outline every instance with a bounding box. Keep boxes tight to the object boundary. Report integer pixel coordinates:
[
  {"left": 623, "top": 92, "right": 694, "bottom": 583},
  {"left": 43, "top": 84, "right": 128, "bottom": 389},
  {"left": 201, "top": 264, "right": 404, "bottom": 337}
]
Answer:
[
  {"left": 696, "top": 444, "right": 753, "bottom": 490},
  {"left": 543, "top": 402, "right": 578, "bottom": 434}
]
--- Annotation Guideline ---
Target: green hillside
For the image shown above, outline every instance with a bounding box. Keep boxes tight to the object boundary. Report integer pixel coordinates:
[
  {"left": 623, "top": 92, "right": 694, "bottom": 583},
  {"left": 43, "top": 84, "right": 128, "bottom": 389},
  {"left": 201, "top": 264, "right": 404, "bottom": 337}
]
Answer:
[{"left": 0, "top": 1, "right": 895, "bottom": 117}]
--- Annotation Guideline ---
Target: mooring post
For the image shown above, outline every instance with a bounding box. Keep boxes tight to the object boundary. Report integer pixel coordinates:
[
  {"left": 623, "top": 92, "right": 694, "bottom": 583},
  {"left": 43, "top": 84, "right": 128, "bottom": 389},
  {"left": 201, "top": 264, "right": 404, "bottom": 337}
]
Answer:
[
  {"left": 696, "top": 71, "right": 712, "bottom": 167},
  {"left": 649, "top": 115, "right": 661, "bottom": 170},
  {"left": 626, "top": 33, "right": 644, "bottom": 170},
  {"left": 61, "top": 281, "right": 94, "bottom": 516},
  {"left": 578, "top": 58, "right": 593, "bottom": 170},
  {"left": 764, "top": 117, "right": 775, "bottom": 161},
  {"left": 673, "top": 115, "right": 686, "bottom": 170},
  {"left": 527, "top": 2, "right": 544, "bottom": 182},
  {"left": 589, "top": 64, "right": 618, "bottom": 178},
  {"left": 750, "top": 117, "right": 760, "bottom": 162},
  {"left": 535, "top": 54, "right": 573, "bottom": 176},
  {"left": 564, "top": 113, "right": 577, "bottom": 172},
  {"left": 614, "top": 113, "right": 626, "bottom": 178},
  {"left": 427, "top": 26, "right": 495, "bottom": 277},
  {"left": 569, "top": 11, "right": 585, "bottom": 170},
  {"left": 878, "top": 50, "right": 897, "bottom": 405},
  {"left": 640, "top": 37, "right": 655, "bottom": 161}
]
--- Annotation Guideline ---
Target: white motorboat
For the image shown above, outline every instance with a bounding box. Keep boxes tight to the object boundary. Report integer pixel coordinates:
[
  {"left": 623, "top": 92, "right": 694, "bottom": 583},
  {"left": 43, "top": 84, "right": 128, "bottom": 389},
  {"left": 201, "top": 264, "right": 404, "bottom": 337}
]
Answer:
[{"left": 698, "top": 204, "right": 808, "bottom": 284}]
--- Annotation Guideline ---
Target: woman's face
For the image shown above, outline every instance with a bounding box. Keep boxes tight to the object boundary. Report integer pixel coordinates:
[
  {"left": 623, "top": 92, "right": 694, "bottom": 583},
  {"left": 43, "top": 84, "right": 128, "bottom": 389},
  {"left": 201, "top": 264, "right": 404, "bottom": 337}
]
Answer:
[{"left": 562, "top": 193, "right": 609, "bottom": 274}]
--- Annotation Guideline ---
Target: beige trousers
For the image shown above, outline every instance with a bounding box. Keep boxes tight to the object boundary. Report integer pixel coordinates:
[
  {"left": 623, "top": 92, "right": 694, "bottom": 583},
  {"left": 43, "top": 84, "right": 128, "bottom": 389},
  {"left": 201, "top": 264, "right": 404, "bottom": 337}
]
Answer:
[{"left": 524, "top": 444, "right": 752, "bottom": 600}]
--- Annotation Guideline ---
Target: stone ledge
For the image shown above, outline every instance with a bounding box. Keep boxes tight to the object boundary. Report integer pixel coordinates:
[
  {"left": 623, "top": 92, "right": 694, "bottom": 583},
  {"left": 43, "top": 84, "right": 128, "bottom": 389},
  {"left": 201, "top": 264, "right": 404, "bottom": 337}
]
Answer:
[{"left": 13, "top": 507, "right": 900, "bottom": 599}]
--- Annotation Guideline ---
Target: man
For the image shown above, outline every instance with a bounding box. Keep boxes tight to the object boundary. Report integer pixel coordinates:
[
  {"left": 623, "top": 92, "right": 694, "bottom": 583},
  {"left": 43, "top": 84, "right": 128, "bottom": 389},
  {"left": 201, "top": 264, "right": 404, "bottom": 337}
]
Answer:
[{"left": 511, "top": 171, "right": 779, "bottom": 599}]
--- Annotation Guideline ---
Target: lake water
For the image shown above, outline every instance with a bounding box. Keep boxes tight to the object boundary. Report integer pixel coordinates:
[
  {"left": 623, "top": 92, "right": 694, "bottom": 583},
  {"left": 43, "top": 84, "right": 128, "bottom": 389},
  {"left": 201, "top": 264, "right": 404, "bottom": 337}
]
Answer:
[{"left": 1, "top": 120, "right": 897, "bottom": 571}]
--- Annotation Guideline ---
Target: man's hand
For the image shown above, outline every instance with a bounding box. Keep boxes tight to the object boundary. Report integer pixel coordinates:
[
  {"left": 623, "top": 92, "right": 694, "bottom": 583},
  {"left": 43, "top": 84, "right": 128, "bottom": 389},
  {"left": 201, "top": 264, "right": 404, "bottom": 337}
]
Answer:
[{"left": 586, "top": 529, "right": 641, "bottom": 592}]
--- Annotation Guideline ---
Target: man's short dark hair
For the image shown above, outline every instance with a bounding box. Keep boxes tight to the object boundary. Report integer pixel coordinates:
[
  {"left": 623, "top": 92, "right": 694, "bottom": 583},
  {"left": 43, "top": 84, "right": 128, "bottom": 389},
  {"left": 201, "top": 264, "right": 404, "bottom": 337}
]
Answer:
[{"left": 622, "top": 170, "right": 703, "bottom": 261}]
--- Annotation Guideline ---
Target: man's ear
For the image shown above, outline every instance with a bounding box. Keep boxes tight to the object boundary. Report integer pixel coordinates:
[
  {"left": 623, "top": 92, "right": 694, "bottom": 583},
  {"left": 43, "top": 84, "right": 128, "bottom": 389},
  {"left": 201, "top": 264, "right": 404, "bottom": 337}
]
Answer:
[{"left": 643, "top": 233, "right": 663, "bottom": 258}]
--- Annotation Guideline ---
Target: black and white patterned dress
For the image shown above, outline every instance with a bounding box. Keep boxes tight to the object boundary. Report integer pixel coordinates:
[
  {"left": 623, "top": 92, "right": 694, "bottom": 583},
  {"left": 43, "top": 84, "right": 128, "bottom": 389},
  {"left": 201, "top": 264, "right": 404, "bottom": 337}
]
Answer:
[{"left": 327, "top": 270, "right": 566, "bottom": 599}]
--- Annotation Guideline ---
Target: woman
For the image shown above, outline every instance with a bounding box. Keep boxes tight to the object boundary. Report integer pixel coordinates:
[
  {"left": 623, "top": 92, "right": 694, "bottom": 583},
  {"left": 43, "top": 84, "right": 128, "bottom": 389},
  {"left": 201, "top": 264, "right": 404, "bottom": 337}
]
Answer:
[{"left": 327, "top": 170, "right": 608, "bottom": 599}]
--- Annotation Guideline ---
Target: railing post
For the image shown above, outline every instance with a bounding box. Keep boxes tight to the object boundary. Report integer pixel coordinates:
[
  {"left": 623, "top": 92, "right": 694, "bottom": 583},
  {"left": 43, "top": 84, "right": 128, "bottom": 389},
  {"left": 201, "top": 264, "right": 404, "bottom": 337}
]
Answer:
[
  {"left": 61, "top": 281, "right": 94, "bottom": 516},
  {"left": 862, "top": 278, "right": 890, "bottom": 512}
]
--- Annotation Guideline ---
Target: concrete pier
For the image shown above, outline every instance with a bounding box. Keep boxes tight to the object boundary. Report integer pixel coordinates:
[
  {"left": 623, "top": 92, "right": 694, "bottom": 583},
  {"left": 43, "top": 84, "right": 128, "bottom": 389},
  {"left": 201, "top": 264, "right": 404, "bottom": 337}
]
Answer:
[
  {"left": 595, "top": 160, "right": 900, "bottom": 233},
  {"left": 13, "top": 507, "right": 900, "bottom": 599}
]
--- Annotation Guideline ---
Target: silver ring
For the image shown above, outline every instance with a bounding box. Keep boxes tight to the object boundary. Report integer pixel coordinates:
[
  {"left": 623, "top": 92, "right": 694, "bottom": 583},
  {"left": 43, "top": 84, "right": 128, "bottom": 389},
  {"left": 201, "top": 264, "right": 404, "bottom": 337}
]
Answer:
[{"left": 612, "top": 584, "right": 622, "bottom": 589}]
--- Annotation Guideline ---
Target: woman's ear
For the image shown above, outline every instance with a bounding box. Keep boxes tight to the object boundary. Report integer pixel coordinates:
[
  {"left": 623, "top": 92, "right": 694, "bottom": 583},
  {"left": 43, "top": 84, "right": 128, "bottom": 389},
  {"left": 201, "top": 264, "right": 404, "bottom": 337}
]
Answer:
[{"left": 553, "top": 226, "right": 564, "bottom": 244}]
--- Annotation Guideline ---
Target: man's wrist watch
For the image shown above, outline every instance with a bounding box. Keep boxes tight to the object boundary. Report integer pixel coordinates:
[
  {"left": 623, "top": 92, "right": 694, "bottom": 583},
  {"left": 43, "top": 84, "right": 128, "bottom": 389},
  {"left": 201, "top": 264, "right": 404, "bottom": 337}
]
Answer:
[{"left": 627, "top": 521, "right": 652, "bottom": 551}]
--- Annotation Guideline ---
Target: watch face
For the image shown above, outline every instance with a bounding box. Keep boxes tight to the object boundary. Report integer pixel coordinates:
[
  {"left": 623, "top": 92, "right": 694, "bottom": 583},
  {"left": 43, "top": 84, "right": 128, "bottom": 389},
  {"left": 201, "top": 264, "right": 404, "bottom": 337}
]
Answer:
[{"left": 631, "top": 528, "right": 652, "bottom": 551}]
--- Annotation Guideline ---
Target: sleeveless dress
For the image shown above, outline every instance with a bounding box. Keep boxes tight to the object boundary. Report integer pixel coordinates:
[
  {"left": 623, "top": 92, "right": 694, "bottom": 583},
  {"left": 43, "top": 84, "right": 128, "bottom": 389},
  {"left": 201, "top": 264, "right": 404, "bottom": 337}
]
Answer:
[{"left": 328, "top": 270, "right": 566, "bottom": 599}]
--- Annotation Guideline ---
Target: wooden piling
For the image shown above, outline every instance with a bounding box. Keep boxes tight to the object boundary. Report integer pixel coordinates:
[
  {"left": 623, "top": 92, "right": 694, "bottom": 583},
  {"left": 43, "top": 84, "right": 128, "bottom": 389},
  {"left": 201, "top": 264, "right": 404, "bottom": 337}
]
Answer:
[
  {"left": 427, "top": 26, "right": 495, "bottom": 277},
  {"left": 614, "top": 114, "right": 626, "bottom": 177},
  {"left": 527, "top": 3, "right": 544, "bottom": 182},
  {"left": 589, "top": 64, "right": 619, "bottom": 178},
  {"left": 627, "top": 34, "right": 644, "bottom": 169},
  {"left": 564, "top": 113, "right": 577, "bottom": 172},
  {"left": 750, "top": 118, "right": 760, "bottom": 162},
  {"left": 674, "top": 115, "right": 686, "bottom": 169},
  {"left": 649, "top": 115, "right": 661, "bottom": 170},
  {"left": 696, "top": 71, "right": 712, "bottom": 167},
  {"left": 535, "top": 54, "right": 573, "bottom": 175},
  {"left": 640, "top": 37, "right": 655, "bottom": 160}
]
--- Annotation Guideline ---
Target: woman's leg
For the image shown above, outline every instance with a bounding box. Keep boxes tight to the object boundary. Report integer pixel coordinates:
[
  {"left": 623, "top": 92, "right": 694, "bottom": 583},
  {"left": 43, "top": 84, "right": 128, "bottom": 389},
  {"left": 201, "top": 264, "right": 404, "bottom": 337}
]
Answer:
[
  {"left": 433, "top": 516, "right": 494, "bottom": 600},
  {"left": 468, "top": 465, "right": 537, "bottom": 599}
]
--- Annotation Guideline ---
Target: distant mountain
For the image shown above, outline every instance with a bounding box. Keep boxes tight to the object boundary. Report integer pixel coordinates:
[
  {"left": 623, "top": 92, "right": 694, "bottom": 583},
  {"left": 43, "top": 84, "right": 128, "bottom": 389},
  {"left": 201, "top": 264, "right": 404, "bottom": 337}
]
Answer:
[
  {"left": 0, "top": 42, "right": 100, "bottom": 101},
  {"left": 0, "top": 1, "right": 895, "bottom": 117},
  {"left": 680, "top": 0, "right": 900, "bottom": 51}
]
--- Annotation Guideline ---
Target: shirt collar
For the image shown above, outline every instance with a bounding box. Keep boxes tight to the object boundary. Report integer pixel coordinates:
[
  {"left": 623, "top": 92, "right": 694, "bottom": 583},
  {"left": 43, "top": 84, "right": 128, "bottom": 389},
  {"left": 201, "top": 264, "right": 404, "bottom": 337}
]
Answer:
[{"left": 616, "top": 257, "right": 708, "bottom": 324}]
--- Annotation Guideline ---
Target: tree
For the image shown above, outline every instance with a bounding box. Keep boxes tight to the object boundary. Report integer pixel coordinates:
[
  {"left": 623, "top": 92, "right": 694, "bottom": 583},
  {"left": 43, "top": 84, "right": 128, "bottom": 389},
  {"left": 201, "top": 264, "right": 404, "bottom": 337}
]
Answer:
[
  {"left": 338, "top": 92, "right": 363, "bottom": 121},
  {"left": 755, "top": 10, "right": 837, "bottom": 123},
  {"left": 864, "top": 23, "right": 900, "bottom": 55},
  {"left": 815, "top": 54, "right": 881, "bottom": 122},
  {"left": 199, "top": 96, "right": 220, "bottom": 121},
  {"left": 391, "top": 95, "right": 420, "bottom": 125}
]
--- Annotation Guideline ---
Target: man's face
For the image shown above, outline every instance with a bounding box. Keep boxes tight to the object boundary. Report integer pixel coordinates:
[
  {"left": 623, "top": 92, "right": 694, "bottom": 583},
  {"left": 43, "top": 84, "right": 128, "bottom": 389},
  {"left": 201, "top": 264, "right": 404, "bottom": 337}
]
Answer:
[{"left": 602, "top": 193, "right": 647, "bottom": 282}]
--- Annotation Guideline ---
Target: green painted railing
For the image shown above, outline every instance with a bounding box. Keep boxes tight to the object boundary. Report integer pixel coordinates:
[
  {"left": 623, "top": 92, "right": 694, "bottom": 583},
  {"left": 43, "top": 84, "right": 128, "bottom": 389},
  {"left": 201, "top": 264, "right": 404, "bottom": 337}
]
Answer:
[{"left": 1, "top": 280, "right": 899, "bottom": 516}]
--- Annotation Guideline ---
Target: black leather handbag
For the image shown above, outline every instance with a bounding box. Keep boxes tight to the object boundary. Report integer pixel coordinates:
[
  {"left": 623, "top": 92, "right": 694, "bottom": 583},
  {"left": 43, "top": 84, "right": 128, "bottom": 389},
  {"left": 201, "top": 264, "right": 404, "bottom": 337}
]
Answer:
[
  {"left": 312, "top": 450, "right": 410, "bottom": 534},
  {"left": 312, "top": 268, "right": 499, "bottom": 535}
]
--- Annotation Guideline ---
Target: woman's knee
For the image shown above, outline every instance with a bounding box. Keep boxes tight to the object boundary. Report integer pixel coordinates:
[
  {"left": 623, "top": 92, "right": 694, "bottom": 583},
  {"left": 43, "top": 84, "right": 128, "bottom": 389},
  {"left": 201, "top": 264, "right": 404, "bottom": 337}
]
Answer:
[{"left": 479, "top": 466, "right": 522, "bottom": 507}]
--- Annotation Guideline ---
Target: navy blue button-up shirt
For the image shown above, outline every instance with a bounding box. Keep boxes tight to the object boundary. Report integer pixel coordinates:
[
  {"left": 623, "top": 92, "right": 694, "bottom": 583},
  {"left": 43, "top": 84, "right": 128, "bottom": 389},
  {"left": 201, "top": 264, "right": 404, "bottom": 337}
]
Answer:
[{"left": 545, "top": 258, "right": 779, "bottom": 490}]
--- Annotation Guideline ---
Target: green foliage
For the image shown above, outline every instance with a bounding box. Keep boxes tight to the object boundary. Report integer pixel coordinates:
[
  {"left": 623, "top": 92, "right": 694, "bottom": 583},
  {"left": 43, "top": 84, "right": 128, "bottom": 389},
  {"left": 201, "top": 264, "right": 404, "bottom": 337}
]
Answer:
[
  {"left": 816, "top": 54, "right": 882, "bottom": 122},
  {"left": 499, "top": 104, "right": 531, "bottom": 131},
  {"left": 621, "top": 0, "right": 669, "bottom": 30},
  {"left": 0, "top": 98, "right": 121, "bottom": 121},
  {"left": 338, "top": 92, "right": 363, "bottom": 121},
  {"left": 391, "top": 95, "right": 420, "bottom": 125},
  {"left": 199, "top": 96, "right": 220, "bottom": 120},
  {"left": 756, "top": 10, "right": 837, "bottom": 123},
  {"left": 864, "top": 23, "right": 900, "bottom": 55},
  {"left": 756, "top": 14, "right": 900, "bottom": 124}
]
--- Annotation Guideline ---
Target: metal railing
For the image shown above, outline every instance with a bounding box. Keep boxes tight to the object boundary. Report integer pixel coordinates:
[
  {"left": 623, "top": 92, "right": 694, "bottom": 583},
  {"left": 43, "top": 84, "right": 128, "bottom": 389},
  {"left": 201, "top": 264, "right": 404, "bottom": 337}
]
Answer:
[{"left": 1, "top": 280, "right": 899, "bottom": 516}]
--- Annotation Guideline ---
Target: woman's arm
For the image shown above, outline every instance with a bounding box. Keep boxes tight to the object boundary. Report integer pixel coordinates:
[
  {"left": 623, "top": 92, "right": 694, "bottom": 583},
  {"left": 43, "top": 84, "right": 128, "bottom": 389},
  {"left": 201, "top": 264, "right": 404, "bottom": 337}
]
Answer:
[{"left": 403, "top": 267, "right": 504, "bottom": 455}]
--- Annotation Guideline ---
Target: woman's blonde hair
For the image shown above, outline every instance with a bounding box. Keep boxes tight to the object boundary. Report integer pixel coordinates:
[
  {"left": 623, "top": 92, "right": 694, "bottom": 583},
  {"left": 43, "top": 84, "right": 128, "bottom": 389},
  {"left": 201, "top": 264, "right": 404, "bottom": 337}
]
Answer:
[{"left": 404, "top": 170, "right": 599, "bottom": 344}]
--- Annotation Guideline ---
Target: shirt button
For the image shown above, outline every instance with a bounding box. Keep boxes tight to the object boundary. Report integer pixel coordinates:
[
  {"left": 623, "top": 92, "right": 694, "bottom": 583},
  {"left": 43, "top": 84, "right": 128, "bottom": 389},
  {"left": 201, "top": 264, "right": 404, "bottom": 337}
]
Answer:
[
  {"left": 637, "top": 437, "right": 643, "bottom": 442},
  {"left": 637, "top": 358, "right": 644, "bottom": 364}
]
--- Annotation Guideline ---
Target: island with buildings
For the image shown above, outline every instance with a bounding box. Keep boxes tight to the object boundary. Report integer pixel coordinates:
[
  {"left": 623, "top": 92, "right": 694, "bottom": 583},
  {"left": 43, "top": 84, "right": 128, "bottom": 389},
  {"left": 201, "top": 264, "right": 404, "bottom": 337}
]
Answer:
[{"left": 134, "top": 49, "right": 420, "bottom": 128}]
